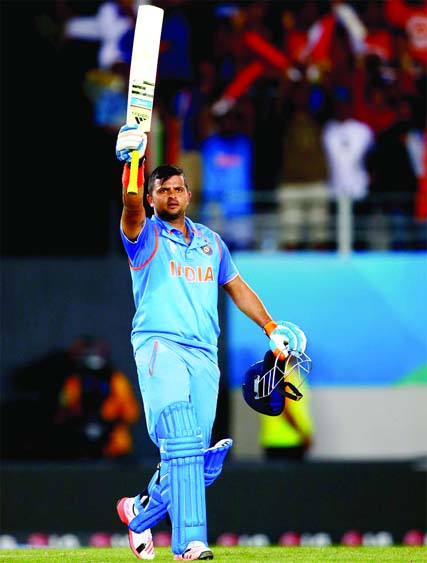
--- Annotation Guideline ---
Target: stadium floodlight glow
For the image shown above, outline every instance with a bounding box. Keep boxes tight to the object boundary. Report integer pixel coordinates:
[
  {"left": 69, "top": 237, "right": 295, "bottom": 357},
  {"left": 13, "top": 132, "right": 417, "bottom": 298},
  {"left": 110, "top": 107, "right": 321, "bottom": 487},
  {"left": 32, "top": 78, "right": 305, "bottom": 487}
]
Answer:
[{"left": 242, "top": 350, "right": 312, "bottom": 416}]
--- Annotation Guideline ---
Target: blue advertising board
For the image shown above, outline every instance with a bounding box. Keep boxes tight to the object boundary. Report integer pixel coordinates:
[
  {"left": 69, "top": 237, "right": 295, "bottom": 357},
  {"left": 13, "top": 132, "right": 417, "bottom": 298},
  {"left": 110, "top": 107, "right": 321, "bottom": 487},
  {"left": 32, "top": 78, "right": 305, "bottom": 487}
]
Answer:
[{"left": 227, "top": 252, "right": 427, "bottom": 388}]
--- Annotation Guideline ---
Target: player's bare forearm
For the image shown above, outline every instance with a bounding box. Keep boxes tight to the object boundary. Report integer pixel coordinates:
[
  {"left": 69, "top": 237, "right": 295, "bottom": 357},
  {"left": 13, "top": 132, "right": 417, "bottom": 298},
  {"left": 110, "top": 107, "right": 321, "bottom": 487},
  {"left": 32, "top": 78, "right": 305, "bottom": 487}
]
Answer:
[{"left": 223, "top": 276, "right": 273, "bottom": 328}]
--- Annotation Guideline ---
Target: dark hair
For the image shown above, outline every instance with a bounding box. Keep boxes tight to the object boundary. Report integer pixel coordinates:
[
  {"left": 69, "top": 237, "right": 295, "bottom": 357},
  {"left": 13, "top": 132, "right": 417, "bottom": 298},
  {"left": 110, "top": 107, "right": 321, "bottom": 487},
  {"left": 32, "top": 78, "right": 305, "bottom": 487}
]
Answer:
[{"left": 147, "top": 164, "right": 188, "bottom": 194}]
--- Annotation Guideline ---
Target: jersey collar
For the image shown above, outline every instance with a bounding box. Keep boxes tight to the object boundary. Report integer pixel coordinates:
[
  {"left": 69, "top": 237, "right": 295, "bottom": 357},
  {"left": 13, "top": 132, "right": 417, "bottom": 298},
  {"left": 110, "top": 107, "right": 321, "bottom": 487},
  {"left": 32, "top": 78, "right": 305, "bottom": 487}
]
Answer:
[{"left": 151, "top": 215, "right": 204, "bottom": 246}]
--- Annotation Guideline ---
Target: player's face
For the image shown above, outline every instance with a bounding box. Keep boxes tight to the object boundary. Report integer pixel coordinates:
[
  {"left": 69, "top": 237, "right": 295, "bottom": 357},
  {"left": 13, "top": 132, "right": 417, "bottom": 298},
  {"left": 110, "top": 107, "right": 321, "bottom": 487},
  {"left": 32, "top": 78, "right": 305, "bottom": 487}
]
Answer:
[{"left": 148, "top": 175, "right": 191, "bottom": 221}]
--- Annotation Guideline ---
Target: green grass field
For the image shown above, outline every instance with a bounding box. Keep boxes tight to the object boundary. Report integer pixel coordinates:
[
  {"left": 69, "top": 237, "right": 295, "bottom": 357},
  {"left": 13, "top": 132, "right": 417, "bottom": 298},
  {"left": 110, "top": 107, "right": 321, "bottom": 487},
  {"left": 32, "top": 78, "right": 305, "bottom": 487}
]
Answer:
[{"left": 0, "top": 546, "right": 426, "bottom": 563}]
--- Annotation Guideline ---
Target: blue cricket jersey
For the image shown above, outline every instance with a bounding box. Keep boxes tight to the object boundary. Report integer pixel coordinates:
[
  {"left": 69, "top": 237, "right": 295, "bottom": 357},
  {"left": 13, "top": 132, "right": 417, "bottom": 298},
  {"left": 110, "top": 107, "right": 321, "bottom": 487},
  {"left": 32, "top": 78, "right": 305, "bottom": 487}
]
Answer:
[{"left": 121, "top": 215, "right": 239, "bottom": 360}]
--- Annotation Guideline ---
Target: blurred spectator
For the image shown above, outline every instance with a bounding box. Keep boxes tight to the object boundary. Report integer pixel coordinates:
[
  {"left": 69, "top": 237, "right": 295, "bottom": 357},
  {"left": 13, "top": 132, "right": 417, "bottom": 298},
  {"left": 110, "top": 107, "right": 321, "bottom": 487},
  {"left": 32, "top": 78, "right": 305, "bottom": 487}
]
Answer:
[
  {"left": 211, "top": 2, "right": 287, "bottom": 117},
  {"left": 360, "top": 1, "right": 395, "bottom": 64},
  {"left": 200, "top": 105, "right": 255, "bottom": 250},
  {"left": 322, "top": 87, "right": 374, "bottom": 225},
  {"left": 211, "top": 7, "right": 239, "bottom": 88},
  {"left": 1, "top": 336, "right": 140, "bottom": 461},
  {"left": 1, "top": 341, "right": 77, "bottom": 459},
  {"left": 171, "top": 60, "right": 220, "bottom": 219},
  {"left": 149, "top": 1, "right": 197, "bottom": 171},
  {"left": 259, "top": 381, "right": 314, "bottom": 461},
  {"left": 156, "top": 0, "right": 195, "bottom": 101},
  {"left": 53, "top": 336, "right": 140, "bottom": 459},
  {"left": 276, "top": 81, "right": 330, "bottom": 251},
  {"left": 365, "top": 96, "right": 423, "bottom": 249},
  {"left": 280, "top": 1, "right": 366, "bottom": 85},
  {"left": 84, "top": 60, "right": 128, "bottom": 134},
  {"left": 281, "top": 0, "right": 334, "bottom": 81},
  {"left": 351, "top": 2, "right": 398, "bottom": 135},
  {"left": 218, "top": 2, "right": 287, "bottom": 197},
  {"left": 412, "top": 128, "right": 427, "bottom": 224},
  {"left": 352, "top": 64, "right": 398, "bottom": 136},
  {"left": 384, "top": 0, "right": 427, "bottom": 68}
]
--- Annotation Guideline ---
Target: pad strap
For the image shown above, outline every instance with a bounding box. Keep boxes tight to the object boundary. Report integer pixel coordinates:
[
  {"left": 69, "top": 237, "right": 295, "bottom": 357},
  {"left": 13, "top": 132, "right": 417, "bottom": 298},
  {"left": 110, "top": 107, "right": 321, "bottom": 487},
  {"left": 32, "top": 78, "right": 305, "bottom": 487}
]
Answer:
[
  {"left": 129, "top": 438, "right": 233, "bottom": 534},
  {"left": 129, "top": 464, "right": 167, "bottom": 533},
  {"left": 204, "top": 438, "right": 233, "bottom": 487}
]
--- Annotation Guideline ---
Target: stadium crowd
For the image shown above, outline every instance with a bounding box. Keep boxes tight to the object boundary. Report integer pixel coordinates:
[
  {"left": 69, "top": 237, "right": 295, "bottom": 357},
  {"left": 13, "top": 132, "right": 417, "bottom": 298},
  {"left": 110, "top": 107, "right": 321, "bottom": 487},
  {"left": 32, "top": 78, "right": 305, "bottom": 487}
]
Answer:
[{"left": 3, "top": 0, "right": 426, "bottom": 253}]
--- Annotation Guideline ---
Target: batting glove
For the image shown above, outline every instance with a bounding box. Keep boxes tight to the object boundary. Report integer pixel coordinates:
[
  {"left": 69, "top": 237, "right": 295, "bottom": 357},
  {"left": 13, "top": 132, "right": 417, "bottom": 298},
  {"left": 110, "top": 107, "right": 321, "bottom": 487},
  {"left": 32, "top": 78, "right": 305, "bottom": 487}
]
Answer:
[
  {"left": 264, "top": 320, "right": 307, "bottom": 360},
  {"left": 116, "top": 124, "right": 147, "bottom": 163}
]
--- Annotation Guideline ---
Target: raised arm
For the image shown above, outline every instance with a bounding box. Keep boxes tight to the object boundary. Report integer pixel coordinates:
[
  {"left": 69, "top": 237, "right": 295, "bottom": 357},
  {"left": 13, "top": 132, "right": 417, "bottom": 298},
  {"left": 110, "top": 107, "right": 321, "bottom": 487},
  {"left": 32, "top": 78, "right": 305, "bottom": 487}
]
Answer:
[{"left": 116, "top": 124, "right": 148, "bottom": 241}]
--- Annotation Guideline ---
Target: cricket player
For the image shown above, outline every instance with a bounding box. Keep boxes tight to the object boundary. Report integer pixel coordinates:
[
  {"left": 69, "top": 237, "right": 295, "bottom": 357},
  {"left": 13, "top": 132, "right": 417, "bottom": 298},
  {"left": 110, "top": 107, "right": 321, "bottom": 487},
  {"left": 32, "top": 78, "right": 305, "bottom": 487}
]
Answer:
[{"left": 115, "top": 124, "right": 308, "bottom": 561}]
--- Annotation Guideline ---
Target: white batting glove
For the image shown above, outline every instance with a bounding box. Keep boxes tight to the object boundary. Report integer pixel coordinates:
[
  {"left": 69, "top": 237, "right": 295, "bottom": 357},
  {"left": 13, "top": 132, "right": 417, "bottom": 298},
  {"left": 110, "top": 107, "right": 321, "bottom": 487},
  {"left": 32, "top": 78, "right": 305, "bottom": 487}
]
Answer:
[
  {"left": 116, "top": 124, "right": 147, "bottom": 163},
  {"left": 264, "top": 320, "right": 307, "bottom": 360}
]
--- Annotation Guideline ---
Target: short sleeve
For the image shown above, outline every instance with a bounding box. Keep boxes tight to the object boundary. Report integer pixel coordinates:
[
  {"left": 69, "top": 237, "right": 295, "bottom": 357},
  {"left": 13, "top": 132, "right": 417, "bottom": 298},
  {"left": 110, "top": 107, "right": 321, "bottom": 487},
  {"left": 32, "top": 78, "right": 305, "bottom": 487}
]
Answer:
[
  {"left": 216, "top": 234, "right": 239, "bottom": 285},
  {"left": 120, "top": 219, "right": 157, "bottom": 267}
]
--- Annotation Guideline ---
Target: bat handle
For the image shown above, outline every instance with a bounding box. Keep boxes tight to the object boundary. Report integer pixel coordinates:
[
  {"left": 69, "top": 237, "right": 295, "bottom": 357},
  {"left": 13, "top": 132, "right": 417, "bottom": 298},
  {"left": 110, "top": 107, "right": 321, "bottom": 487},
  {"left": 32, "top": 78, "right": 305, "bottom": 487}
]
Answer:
[{"left": 127, "top": 150, "right": 140, "bottom": 194}]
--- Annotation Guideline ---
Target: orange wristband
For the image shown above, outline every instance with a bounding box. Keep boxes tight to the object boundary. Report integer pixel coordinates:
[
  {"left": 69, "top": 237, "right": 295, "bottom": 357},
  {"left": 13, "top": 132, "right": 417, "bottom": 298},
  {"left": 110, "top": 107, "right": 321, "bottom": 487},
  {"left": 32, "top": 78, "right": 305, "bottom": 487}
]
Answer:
[{"left": 263, "top": 320, "right": 278, "bottom": 336}]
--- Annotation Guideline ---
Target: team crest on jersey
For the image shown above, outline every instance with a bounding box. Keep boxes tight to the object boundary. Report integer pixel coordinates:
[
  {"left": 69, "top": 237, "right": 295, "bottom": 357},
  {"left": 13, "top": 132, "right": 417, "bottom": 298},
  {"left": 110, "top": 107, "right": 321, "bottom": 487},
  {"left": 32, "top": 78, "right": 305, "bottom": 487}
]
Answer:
[
  {"left": 201, "top": 244, "right": 213, "bottom": 255},
  {"left": 168, "top": 240, "right": 177, "bottom": 253}
]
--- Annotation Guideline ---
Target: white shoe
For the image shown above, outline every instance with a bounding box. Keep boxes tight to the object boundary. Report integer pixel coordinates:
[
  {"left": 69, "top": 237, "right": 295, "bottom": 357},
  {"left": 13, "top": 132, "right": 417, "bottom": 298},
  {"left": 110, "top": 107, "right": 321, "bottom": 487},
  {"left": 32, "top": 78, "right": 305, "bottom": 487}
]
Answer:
[
  {"left": 173, "top": 540, "right": 213, "bottom": 560},
  {"left": 116, "top": 497, "right": 155, "bottom": 560}
]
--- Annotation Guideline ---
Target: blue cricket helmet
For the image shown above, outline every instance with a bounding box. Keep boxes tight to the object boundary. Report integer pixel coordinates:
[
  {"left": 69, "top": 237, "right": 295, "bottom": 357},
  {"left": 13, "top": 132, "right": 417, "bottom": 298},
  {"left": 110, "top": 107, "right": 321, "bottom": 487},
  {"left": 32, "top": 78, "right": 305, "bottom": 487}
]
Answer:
[{"left": 242, "top": 350, "right": 312, "bottom": 416}]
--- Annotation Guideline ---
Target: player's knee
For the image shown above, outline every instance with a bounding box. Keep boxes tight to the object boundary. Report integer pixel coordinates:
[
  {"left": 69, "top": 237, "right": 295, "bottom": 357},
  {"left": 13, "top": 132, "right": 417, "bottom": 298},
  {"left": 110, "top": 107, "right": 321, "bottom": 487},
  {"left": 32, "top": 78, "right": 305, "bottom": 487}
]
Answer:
[{"left": 156, "top": 401, "right": 205, "bottom": 461}]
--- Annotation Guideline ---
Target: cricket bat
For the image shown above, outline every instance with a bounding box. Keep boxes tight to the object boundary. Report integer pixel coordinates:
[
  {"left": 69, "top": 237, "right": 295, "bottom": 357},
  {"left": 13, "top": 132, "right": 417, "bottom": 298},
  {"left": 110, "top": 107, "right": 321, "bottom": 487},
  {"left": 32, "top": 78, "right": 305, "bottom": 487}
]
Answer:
[{"left": 126, "top": 4, "right": 164, "bottom": 194}]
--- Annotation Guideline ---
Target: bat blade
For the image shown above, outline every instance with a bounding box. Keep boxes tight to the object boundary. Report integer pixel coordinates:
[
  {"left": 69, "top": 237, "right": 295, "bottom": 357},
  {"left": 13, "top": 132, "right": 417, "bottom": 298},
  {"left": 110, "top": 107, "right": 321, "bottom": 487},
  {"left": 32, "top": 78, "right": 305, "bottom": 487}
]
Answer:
[
  {"left": 126, "top": 4, "right": 164, "bottom": 194},
  {"left": 127, "top": 4, "right": 164, "bottom": 132}
]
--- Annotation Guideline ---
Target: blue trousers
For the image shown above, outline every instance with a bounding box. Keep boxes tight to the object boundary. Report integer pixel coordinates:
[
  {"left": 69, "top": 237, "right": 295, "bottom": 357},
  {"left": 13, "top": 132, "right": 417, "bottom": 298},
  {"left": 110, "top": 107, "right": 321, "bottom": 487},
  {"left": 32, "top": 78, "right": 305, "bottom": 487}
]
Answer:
[{"left": 135, "top": 337, "right": 220, "bottom": 449}]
